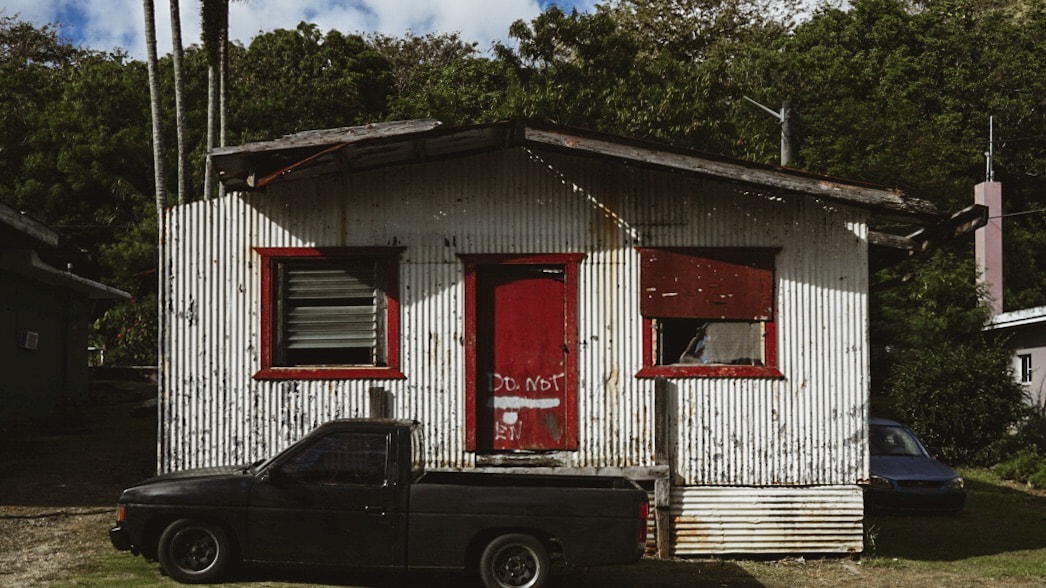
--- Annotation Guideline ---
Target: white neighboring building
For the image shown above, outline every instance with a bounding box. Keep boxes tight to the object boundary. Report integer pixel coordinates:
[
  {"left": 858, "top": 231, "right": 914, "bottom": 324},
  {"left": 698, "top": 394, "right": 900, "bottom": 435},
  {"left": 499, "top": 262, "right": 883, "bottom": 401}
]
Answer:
[
  {"left": 985, "top": 307, "right": 1046, "bottom": 411},
  {"left": 974, "top": 180, "right": 1045, "bottom": 412}
]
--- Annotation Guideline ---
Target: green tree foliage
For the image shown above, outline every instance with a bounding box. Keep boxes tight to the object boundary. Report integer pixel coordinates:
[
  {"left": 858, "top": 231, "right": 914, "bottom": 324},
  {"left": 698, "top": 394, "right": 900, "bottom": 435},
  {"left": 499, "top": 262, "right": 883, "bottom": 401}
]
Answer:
[
  {"left": 747, "top": 0, "right": 1046, "bottom": 209},
  {"left": 3, "top": 0, "right": 1046, "bottom": 382},
  {"left": 497, "top": 6, "right": 643, "bottom": 130},
  {"left": 0, "top": 16, "right": 88, "bottom": 218},
  {"left": 233, "top": 23, "right": 392, "bottom": 141},
  {"left": 605, "top": 0, "right": 798, "bottom": 151},
  {"left": 872, "top": 249, "right": 991, "bottom": 350},
  {"left": 1, "top": 19, "right": 152, "bottom": 257},
  {"left": 371, "top": 32, "right": 514, "bottom": 124},
  {"left": 887, "top": 340, "right": 1027, "bottom": 465},
  {"left": 497, "top": 1, "right": 798, "bottom": 150},
  {"left": 92, "top": 292, "right": 159, "bottom": 366}
]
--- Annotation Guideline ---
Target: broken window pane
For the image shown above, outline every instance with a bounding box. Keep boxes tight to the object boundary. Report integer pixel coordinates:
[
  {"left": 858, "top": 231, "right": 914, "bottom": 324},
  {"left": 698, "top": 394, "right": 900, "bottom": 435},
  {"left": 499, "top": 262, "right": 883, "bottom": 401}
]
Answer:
[{"left": 656, "top": 319, "right": 765, "bottom": 366}]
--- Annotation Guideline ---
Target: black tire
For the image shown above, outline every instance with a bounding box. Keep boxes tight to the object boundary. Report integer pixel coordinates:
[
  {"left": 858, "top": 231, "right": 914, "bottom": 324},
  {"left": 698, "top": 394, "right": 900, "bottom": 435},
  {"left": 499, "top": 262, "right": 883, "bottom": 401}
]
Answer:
[
  {"left": 478, "top": 533, "right": 550, "bottom": 588},
  {"left": 157, "top": 519, "right": 234, "bottom": 584}
]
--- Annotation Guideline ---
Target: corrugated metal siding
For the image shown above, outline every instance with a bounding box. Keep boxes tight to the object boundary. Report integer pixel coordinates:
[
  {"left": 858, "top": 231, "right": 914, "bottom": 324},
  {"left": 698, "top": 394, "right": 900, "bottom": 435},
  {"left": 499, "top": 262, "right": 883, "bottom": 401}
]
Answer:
[
  {"left": 161, "top": 147, "right": 869, "bottom": 495},
  {"left": 671, "top": 486, "right": 864, "bottom": 555}
]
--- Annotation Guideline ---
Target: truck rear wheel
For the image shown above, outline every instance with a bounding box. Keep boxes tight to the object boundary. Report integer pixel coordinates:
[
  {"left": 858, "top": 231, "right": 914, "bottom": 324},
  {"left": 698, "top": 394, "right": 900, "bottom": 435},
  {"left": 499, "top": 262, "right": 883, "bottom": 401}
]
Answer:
[
  {"left": 157, "top": 519, "right": 234, "bottom": 584},
  {"left": 479, "top": 533, "right": 550, "bottom": 588}
]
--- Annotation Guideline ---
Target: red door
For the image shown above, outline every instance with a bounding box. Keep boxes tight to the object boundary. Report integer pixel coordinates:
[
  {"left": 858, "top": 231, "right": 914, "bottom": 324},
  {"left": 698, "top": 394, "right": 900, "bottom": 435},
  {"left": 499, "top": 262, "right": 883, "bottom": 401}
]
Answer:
[{"left": 476, "top": 265, "right": 571, "bottom": 451}]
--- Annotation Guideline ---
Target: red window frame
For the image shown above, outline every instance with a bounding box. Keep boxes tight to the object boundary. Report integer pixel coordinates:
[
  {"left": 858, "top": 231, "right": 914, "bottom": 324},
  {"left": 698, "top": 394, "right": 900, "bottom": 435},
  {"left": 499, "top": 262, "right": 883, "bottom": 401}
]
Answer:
[
  {"left": 254, "top": 247, "right": 406, "bottom": 380},
  {"left": 635, "top": 247, "right": 783, "bottom": 379}
]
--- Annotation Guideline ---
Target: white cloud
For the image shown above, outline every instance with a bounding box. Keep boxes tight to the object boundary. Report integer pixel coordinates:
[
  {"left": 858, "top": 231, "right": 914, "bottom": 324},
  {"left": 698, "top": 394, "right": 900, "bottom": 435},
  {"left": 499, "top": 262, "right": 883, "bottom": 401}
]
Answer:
[{"left": 3, "top": 0, "right": 572, "bottom": 61}]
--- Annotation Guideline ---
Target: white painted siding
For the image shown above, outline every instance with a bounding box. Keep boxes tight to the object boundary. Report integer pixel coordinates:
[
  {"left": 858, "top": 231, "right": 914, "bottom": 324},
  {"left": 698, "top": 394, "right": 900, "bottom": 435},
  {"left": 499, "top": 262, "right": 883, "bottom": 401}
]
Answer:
[{"left": 162, "top": 146, "right": 871, "bottom": 552}]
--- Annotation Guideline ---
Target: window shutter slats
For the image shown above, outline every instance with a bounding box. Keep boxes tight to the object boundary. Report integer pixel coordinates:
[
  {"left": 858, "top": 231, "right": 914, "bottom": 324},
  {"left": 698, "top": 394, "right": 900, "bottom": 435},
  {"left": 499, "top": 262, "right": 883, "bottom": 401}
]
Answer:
[
  {"left": 282, "top": 263, "right": 379, "bottom": 351},
  {"left": 286, "top": 306, "right": 377, "bottom": 349},
  {"left": 287, "top": 266, "right": 376, "bottom": 300}
]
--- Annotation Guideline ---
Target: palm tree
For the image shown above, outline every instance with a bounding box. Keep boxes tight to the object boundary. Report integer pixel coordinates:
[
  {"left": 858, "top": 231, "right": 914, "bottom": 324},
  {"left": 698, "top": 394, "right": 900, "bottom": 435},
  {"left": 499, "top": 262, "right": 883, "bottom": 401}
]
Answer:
[
  {"left": 143, "top": 0, "right": 167, "bottom": 213},
  {"left": 201, "top": 0, "right": 229, "bottom": 199},
  {"left": 169, "top": 0, "right": 188, "bottom": 204}
]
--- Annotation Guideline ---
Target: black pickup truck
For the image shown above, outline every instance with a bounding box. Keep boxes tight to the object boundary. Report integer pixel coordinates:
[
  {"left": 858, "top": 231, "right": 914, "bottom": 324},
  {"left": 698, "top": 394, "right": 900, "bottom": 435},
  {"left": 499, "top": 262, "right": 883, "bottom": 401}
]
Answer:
[{"left": 110, "top": 419, "right": 647, "bottom": 587}]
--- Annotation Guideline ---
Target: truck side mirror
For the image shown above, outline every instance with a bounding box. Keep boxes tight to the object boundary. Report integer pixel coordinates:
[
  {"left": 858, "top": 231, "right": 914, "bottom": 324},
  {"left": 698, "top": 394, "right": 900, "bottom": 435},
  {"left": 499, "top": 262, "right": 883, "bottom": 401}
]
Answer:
[{"left": 263, "top": 466, "right": 289, "bottom": 486}]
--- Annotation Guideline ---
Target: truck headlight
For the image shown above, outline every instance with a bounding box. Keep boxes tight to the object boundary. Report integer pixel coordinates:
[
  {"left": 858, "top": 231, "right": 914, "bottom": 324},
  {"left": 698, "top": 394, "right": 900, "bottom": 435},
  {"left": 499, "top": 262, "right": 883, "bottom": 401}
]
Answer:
[{"left": 947, "top": 476, "right": 964, "bottom": 490}]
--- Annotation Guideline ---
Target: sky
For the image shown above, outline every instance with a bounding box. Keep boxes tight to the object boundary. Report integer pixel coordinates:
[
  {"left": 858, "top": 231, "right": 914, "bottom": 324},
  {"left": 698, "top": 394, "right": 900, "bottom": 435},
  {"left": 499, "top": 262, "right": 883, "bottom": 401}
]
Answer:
[{"left": 3, "top": 0, "right": 599, "bottom": 60}]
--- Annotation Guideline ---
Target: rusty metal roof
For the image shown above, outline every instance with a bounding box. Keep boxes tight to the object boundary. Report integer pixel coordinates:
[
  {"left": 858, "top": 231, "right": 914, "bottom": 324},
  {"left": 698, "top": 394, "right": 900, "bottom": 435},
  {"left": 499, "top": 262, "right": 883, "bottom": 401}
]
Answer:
[{"left": 209, "top": 118, "right": 941, "bottom": 221}]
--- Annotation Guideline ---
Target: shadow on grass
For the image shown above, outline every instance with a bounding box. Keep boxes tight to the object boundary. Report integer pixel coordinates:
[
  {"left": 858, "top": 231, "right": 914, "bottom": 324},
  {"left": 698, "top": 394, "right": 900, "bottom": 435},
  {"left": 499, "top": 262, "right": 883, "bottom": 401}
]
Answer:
[
  {"left": 0, "top": 398, "right": 157, "bottom": 508},
  {"left": 214, "top": 557, "right": 763, "bottom": 588},
  {"left": 866, "top": 472, "right": 1046, "bottom": 562}
]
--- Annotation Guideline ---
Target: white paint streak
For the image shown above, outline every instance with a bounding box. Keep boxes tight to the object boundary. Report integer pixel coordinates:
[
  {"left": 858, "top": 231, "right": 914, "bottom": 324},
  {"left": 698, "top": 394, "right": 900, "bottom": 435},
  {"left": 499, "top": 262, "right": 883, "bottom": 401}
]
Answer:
[{"left": 491, "top": 396, "right": 562, "bottom": 410}]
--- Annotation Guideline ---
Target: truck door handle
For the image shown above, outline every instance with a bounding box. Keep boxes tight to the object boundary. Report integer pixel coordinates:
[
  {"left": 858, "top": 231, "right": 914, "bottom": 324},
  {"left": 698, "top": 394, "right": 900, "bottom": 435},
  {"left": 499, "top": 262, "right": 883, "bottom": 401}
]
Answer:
[{"left": 364, "top": 505, "right": 385, "bottom": 516}]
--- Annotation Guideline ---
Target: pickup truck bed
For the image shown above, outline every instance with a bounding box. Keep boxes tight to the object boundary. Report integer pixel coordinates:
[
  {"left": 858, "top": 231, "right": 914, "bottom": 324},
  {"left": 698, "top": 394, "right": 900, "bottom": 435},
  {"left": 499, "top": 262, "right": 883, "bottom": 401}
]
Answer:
[{"left": 409, "top": 472, "right": 645, "bottom": 569}]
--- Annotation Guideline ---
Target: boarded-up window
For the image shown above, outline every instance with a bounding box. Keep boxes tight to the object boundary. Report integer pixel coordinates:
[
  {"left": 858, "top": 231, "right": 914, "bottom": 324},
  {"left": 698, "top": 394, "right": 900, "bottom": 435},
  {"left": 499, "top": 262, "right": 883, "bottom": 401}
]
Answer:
[
  {"left": 640, "top": 248, "right": 774, "bottom": 320},
  {"left": 256, "top": 247, "right": 404, "bottom": 380},
  {"left": 637, "top": 248, "right": 781, "bottom": 378}
]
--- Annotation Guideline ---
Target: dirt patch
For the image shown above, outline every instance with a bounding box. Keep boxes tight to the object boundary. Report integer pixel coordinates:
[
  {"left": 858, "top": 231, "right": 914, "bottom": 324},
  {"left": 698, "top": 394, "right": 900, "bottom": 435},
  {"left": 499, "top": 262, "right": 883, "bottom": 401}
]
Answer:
[
  {"left": 0, "top": 380, "right": 157, "bottom": 587},
  {"left": 0, "top": 508, "right": 113, "bottom": 586}
]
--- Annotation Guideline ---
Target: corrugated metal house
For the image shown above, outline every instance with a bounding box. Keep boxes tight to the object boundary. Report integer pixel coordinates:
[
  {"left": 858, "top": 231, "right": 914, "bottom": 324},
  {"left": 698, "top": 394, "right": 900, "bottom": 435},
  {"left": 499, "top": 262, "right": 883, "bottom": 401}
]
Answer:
[
  {"left": 0, "top": 201, "right": 128, "bottom": 425},
  {"left": 161, "top": 119, "right": 946, "bottom": 555}
]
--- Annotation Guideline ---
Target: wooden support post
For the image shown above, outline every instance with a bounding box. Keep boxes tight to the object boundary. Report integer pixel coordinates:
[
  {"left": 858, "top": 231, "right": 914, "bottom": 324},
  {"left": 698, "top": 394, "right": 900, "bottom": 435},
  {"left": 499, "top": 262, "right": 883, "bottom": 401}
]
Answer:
[{"left": 654, "top": 377, "right": 673, "bottom": 559}]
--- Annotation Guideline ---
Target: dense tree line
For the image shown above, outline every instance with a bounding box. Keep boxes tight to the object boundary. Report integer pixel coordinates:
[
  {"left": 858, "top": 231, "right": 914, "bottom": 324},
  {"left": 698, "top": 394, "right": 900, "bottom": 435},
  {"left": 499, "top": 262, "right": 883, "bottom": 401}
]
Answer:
[{"left": 2, "top": 0, "right": 1044, "bottom": 458}]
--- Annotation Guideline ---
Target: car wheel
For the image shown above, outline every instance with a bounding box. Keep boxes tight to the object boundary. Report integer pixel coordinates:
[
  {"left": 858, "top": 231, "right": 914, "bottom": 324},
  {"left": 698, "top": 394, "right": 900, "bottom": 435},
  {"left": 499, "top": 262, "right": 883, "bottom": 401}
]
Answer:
[
  {"left": 158, "top": 519, "right": 234, "bottom": 584},
  {"left": 479, "top": 533, "right": 550, "bottom": 588}
]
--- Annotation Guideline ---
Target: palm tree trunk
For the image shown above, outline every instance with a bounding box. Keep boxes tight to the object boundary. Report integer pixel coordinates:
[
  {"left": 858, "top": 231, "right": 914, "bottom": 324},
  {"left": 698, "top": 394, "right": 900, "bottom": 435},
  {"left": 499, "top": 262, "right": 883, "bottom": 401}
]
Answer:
[
  {"left": 169, "top": 0, "right": 187, "bottom": 204},
  {"left": 203, "top": 65, "right": 217, "bottom": 199},
  {"left": 143, "top": 0, "right": 167, "bottom": 213},
  {"left": 218, "top": 24, "right": 227, "bottom": 198},
  {"left": 201, "top": 0, "right": 229, "bottom": 199}
]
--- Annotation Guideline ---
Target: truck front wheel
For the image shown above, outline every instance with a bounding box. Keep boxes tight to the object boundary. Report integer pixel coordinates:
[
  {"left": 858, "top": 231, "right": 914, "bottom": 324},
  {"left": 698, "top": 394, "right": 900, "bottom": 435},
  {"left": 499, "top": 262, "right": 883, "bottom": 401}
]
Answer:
[
  {"left": 479, "top": 533, "right": 550, "bottom": 588},
  {"left": 157, "top": 519, "right": 234, "bottom": 584}
]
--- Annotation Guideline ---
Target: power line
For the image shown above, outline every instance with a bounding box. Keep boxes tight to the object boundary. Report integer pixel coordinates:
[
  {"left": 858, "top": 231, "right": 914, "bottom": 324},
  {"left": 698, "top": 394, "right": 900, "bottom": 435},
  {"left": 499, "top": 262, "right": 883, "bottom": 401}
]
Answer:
[{"left": 992, "top": 207, "right": 1046, "bottom": 219}]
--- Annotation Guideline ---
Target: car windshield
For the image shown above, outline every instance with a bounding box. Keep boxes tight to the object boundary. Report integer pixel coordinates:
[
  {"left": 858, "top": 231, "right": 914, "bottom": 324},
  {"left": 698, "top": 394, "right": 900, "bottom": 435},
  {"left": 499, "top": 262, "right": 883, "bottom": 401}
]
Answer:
[{"left": 870, "top": 425, "right": 928, "bottom": 457}]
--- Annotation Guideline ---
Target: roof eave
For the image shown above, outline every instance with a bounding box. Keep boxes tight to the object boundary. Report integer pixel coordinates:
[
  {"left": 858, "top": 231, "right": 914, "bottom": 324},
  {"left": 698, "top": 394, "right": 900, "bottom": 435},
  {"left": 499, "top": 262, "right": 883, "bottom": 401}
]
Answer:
[
  {"left": 209, "top": 119, "right": 939, "bottom": 222},
  {"left": 0, "top": 250, "right": 130, "bottom": 300}
]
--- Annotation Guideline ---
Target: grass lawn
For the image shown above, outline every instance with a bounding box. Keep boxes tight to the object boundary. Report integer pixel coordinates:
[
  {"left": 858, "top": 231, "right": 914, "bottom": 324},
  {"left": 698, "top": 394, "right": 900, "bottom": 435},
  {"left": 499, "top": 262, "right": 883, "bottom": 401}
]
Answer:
[{"left": 54, "top": 469, "right": 1046, "bottom": 588}]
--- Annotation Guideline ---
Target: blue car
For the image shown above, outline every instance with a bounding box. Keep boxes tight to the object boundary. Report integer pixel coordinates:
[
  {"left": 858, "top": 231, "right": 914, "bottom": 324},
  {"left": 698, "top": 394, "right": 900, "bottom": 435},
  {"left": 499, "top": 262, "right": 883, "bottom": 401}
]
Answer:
[{"left": 866, "top": 417, "right": 966, "bottom": 514}]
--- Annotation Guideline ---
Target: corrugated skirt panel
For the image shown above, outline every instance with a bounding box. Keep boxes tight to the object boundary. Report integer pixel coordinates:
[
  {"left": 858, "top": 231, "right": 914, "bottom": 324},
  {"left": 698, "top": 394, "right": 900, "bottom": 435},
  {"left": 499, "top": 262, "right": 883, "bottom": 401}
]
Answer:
[{"left": 671, "top": 486, "right": 864, "bottom": 555}]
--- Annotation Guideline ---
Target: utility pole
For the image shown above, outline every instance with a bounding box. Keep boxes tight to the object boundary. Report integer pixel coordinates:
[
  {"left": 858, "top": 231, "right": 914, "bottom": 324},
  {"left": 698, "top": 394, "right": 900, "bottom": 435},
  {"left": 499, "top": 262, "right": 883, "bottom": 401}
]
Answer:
[{"left": 744, "top": 97, "right": 797, "bottom": 166}]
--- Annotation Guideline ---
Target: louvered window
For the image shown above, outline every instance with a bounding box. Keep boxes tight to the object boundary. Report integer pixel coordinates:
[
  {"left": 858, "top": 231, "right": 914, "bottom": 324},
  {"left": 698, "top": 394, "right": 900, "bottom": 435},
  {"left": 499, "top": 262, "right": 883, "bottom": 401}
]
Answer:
[
  {"left": 274, "top": 260, "right": 386, "bottom": 367},
  {"left": 256, "top": 247, "right": 404, "bottom": 379}
]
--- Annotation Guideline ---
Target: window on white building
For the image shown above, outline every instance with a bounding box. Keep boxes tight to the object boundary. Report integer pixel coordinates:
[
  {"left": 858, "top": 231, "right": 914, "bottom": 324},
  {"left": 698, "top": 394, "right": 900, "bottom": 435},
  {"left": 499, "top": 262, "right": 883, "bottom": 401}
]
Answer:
[{"left": 1019, "top": 354, "right": 1033, "bottom": 383}]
